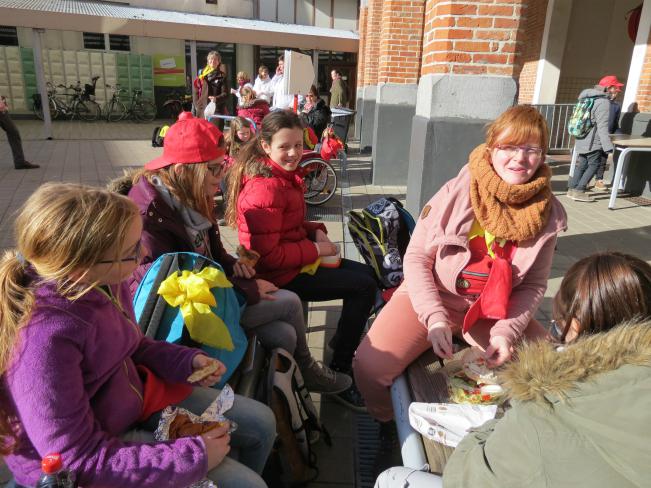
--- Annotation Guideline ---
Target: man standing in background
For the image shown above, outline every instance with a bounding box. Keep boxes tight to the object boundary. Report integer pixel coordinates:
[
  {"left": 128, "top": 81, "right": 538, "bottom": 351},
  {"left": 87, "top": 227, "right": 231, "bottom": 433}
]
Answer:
[
  {"left": 0, "top": 95, "right": 39, "bottom": 170},
  {"left": 592, "top": 75, "right": 624, "bottom": 191},
  {"left": 329, "top": 69, "right": 348, "bottom": 108}
]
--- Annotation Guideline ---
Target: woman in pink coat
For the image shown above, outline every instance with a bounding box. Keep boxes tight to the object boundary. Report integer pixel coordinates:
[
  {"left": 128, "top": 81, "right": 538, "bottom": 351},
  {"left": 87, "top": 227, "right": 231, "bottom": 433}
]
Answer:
[{"left": 353, "top": 106, "right": 567, "bottom": 460}]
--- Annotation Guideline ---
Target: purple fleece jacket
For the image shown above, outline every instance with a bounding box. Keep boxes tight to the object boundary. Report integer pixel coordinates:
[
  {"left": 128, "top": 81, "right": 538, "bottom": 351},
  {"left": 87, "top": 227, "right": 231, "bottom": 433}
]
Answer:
[{"left": 4, "top": 277, "right": 207, "bottom": 487}]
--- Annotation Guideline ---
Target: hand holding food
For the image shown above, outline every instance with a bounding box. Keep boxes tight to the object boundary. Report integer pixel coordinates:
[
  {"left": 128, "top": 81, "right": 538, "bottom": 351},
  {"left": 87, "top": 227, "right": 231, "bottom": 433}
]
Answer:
[
  {"left": 484, "top": 336, "right": 514, "bottom": 368},
  {"left": 236, "top": 245, "right": 260, "bottom": 267},
  {"left": 188, "top": 356, "right": 226, "bottom": 386},
  {"left": 448, "top": 351, "right": 504, "bottom": 404}
]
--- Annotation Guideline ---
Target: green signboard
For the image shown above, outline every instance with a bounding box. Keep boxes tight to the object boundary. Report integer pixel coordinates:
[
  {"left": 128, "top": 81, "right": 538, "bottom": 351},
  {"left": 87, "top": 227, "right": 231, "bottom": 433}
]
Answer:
[{"left": 153, "top": 54, "right": 186, "bottom": 87}]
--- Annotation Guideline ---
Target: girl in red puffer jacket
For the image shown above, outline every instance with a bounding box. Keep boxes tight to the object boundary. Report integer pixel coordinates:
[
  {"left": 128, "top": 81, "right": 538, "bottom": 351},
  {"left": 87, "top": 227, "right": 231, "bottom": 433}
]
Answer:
[{"left": 225, "top": 111, "right": 379, "bottom": 412}]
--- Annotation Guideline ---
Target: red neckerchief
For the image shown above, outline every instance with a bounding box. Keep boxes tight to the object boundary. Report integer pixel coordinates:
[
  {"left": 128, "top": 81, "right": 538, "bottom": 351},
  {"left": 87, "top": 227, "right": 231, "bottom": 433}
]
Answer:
[{"left": 462, "top": 239, "right": 516, "bottom": 334}]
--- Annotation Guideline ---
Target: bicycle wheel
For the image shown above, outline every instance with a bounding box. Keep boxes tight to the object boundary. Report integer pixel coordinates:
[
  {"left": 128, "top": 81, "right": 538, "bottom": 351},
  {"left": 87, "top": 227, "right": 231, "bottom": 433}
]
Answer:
[
  {"left": 133, "top": 100, "right": 157, "bottom": 122},
  {"left": 105, "top": 100, "right": 127, "bottom": 122},
  {"left": 77, "top": 100, "right": 101, "bottom": 121},
  {"left": 33, "top": 97, "right": 57, "bottom": 120},
  {"left": 301, "top": 158, "right": 338, "bottom": 206},
  {"left": 164, "top": 100, "right": 182, "bottom": 120}
]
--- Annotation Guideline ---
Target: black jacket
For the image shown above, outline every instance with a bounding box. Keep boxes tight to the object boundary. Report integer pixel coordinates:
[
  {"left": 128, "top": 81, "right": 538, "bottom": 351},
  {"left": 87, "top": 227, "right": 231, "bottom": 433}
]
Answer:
[{"left": 303, "top": 99, "right": 331, "bottom": 139}]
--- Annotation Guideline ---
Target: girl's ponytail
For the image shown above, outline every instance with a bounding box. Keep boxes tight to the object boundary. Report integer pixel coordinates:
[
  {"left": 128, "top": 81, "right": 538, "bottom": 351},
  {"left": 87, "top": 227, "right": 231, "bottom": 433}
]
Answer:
[{"left": 0, "top": 250, "right": 35, "bottom": 455}]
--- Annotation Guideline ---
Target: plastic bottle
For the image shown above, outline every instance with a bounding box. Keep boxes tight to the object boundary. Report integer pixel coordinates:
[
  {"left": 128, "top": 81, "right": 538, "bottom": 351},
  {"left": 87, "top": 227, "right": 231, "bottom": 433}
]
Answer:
[{"left": 35, "top": 453, "right": 76, "bottom": 488}]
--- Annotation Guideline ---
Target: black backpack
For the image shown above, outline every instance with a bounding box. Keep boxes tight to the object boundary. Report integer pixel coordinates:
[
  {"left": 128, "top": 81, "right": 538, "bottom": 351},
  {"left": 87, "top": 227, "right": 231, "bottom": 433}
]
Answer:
[{"left": 347, "top": 197, "right": 416, "bottom": 289}]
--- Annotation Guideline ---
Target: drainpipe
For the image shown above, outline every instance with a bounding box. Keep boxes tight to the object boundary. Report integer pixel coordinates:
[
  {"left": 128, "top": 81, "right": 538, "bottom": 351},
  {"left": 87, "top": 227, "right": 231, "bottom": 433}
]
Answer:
[
  {"left": 32, "top": 28, "right": 52, "bottom": 140},
  {"left": 623, "top": 0, "right": 651, "bottom": 112}
]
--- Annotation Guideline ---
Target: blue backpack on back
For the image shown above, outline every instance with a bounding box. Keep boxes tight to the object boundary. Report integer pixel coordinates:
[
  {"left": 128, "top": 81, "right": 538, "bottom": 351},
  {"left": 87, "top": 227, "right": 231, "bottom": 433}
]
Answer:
[{"left": 133, "top": 252, "right": 247, "bottom": 388}]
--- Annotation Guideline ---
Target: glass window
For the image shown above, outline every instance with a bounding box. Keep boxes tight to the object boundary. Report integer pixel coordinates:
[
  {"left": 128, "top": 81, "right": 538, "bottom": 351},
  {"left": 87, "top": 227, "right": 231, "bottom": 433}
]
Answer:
[
  {"left": 83, "top": 32, "right": 105, "bottom": 50},
  {"left": 109, "top": 34, "right": 130, "bottom": 52},
  {"left": 0, "top": 26, "right": 18, "bottom": 46}
]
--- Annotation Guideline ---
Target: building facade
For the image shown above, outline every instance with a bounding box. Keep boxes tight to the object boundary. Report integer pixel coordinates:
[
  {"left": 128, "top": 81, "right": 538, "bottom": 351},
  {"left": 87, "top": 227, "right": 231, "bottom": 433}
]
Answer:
[
  {"left": 355, "top": 0, "right": 651, "bottom": 213},
  {"left": 0, "top": 0, "right": 359, "bottom": 116}
]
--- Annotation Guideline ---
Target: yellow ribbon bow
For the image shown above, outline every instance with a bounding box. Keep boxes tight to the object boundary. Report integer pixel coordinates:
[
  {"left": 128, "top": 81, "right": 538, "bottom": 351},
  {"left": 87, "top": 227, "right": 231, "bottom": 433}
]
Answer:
[{"left": 157, "top": 267, "right": 235, "bottom": 350}]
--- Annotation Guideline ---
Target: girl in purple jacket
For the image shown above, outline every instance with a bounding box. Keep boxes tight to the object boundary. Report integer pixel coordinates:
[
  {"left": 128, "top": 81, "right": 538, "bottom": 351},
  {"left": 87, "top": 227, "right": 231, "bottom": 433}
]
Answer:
[{"left": 0, "top": 183, "right": 274, "bottom": 488}]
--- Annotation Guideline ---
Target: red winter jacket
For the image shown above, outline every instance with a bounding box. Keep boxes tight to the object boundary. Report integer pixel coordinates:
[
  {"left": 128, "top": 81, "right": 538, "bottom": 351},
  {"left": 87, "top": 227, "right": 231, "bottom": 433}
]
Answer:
[
  {"left": 237, "top": 99, "right": 270, "bottom": 130},
  {"left": 236, "top": 158, "right": 326, "bottom": 286}
]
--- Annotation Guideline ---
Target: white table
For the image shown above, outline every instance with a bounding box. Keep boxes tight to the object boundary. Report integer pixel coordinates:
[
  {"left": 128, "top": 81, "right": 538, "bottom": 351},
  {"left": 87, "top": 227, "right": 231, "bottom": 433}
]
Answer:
[{"left": 568, "top": 135, "right": 651, "bottom": 209}]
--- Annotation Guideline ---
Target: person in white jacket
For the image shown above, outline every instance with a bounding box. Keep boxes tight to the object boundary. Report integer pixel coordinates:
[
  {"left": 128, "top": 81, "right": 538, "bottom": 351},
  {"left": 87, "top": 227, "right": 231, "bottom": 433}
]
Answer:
[
  {"left": 252, "top": 65, "right": 274, "bottom": 103},
  {"left": 269, "top": 55, "right": 301, "bottom": 110}
]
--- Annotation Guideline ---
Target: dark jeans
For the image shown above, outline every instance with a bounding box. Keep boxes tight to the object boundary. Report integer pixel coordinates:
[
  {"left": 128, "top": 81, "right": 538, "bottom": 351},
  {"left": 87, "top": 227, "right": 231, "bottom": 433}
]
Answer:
[
  {"left": 284, "top": 258, "right": 378, "bottom": 371},
  {"left": 0, "top": 111, "right": 27, "bottom": 166},
  {"left": 569, "top": 149, "right": 606, "bottom": 191},
  {"left": 595, "top": 151, "right": 608, "bottom": 181}
]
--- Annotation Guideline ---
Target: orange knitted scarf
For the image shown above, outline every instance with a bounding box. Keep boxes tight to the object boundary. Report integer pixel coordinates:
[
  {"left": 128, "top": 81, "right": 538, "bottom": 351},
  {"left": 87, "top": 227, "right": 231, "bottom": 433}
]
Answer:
[{"left": 468, "top": 144, "right": 552, "bottom": 242}]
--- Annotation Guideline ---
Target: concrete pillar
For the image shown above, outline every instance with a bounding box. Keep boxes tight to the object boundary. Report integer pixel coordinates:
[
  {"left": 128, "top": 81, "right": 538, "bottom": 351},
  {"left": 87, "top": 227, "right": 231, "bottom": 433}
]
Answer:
[
  {"left": 236, "top": 43, "right": 255, "bottom": 79},
  {"left": 312, "top": 50, "right": 319, "bottom": 86},
  {"left": 32, "top": 28, "right": 52, "bottom": 140},
  {"left": 532, "top": 0, "right": 573, "bottom": 104},
  {"left": 406, "top": 0, "right": 527, "bottom": 215},
  {"left": 190, "top": 40, "right": 198, "bottom": 83},
  {"left": 360, "top": 85, "right": 376, "bottom": 150},
  {"left": 371, "top": 0, "right": 425, "bottom": 185}
]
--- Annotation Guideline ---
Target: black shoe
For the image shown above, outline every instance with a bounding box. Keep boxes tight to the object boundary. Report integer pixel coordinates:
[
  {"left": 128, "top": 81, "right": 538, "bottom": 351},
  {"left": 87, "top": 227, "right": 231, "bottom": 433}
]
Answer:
[
  {"left": 328, "top": 364, "right": 367, "bottom": 412},
  {"left": 373, "top": 420, "right": 402, "bottom": 478},
  {"left": 15, "top": 161, "right": 40, "bottom": 170}
]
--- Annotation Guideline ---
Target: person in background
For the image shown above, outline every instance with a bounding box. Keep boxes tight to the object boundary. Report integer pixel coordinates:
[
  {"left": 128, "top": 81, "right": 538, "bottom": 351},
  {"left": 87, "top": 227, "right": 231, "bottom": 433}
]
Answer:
[
  {"left": 252, "top": 65, "right": 274, "bottom": 104},
  {"left": 193, "top": 51, "right": 229, "bottom": 128},
  {"left": 237, "top": 87, "right": 270, "bottom": 129},
  {"left": 300, "top": 85, "right": 331, "bottom": 139},
  {"left": 329, "top": 69, "right": 348, "bottom": 109},
  {"left": 592, "top": 74, "right": 624, "bottom": 192},
  {"left": 231, "top": 71, "right": 253, "bottom": 107},
  {"left": 376, "top": 251, "right": 651, "bottom": 488},
  {"left": 566, "top": 80, "right": 614, "bottom": 202},
  {"left": 0, "top": 183, "right": 275, "bottom": 488},
  {"left": 0, "top": 94, "right": 39, "bottom": 170},
  {"left": 269, "top": 55, "right": 299, "bottom": 110}
]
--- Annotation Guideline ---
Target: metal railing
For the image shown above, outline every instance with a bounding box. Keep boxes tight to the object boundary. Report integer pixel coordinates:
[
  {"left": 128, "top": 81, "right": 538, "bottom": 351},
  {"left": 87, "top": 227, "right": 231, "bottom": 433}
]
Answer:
[{"left": 529, "top": 103, "right": 574, "bottom": 152}]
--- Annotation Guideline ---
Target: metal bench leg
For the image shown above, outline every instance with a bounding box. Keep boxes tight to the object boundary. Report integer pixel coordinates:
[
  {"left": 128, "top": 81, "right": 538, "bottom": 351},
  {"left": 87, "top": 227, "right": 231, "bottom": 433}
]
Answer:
[
  {"left": 608, "top": 148, "right": 631, "bottom": 209},
  {"left": 391, "top": 375, "right": 428, "bottom": 470},
  {"left": 568, "top": 145, "right": 578, "bottom": 178}
]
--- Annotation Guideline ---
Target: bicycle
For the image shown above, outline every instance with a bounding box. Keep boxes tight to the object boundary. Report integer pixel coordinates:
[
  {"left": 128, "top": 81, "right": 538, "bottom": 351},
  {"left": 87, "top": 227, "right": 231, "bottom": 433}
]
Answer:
[
  {"left": 300, "top": 152, "right": 338, "bottom": 206},
  {"left": 163, "top": 90, "right": 193, "bottom": 120},
  {"left": 104, "top": 84, "right": 157, "bottom": 122},
  {"left": 33, "top": 78, "right": 101, "bottom": 121}
]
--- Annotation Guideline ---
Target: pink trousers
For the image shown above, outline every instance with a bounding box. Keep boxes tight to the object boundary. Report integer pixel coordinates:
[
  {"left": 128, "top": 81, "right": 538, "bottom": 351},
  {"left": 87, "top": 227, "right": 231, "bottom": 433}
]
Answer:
[{"left": 353, "top": 291, "right": 548, "bottom": 422}]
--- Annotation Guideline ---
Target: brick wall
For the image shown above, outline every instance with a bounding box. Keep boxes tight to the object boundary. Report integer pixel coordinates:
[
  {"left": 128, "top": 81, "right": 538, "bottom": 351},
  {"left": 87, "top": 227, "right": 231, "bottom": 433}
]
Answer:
[
  {"left": 421, "top": 0, "right": 529, "bottom": 76},
  {"left": 517, "top": 0, "right": 548, "bottom": 103},
  {"left": 637, "top": 28, "right": 651, "bottom": 112},
  {"left": 378, "top": 0, "right": 426, "bottom": 84},
  {"left": 363, "top": 0, "right": 382, "bottom": 86},
  {"left": 357, "top": 5, "right": 368, "bottom": 87}
]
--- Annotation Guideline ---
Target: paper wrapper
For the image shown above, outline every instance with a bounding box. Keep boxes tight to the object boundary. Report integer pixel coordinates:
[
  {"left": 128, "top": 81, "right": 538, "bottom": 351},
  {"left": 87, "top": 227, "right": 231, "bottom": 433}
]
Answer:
[
  {"left": 408, "top": 402, "right": 497, "bottom": 448},
  {"left": 155, "top": 385, "right": 235, "bottom": 488}
]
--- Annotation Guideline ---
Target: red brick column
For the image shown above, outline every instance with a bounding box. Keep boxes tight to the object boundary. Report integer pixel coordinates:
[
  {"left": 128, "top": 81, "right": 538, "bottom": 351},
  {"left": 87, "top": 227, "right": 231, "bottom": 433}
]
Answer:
[
  {"left": 517, "top": 0, "right": 549, "bottom": 103},
  {"left": 636, "top": 28, "right": 651, "bottom": 112},
  {"left": 421, "top": 0, "right": 529, "bottom": 77},
  {"left": 363, "top": 0, "right": 382, "bottom": 86},
  {"left": 357, "top": 4, "right": 368, "bottom": 88},
  {"left": 378, "top": 0, "right": 426, "bottom": 84}
]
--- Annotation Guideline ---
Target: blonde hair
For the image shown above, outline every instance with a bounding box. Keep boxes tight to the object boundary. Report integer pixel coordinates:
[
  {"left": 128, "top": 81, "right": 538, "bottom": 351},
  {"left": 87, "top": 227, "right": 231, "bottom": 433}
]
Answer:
[
  {"left": 485, "top": 105, "right": 550, "bottom": 155},
  {"left": 207, "top": 51, "right": 221, "bottom": 65},
  {"left": 0, "top": 183, "right": 138, "bottom": 453},
  {"left": 227, "top": 116, "right": 255, "bottom": 157},
  {"left": 240, "top": 86, "right": 256, "bottom": 105},
  {"left": 132, "top": 164, "right": 215, "bottom": 221},
  {"left": 237, "top": 71, "right": 250, "bottom": 82},
  {"left": 258, "top": 65, "right": 269, "bottom": 76}
]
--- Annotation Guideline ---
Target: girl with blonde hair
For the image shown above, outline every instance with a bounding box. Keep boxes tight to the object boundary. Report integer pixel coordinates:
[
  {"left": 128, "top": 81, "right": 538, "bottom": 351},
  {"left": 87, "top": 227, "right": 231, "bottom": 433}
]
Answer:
[
  {"left": 236, "top": 86, "right": 270, "bottom": 129},
  {"left": 0, "top": 182, "right": 274, "bottom": 488},
  {"left": 193, "top": 50, "right": 229, "bottom": 127}
]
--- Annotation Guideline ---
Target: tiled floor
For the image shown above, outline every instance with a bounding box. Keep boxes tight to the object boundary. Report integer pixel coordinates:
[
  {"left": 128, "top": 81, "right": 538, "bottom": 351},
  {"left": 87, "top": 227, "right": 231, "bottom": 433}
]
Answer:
[{"left": 1, "top": 120, "right": 651, "bottom": 487}]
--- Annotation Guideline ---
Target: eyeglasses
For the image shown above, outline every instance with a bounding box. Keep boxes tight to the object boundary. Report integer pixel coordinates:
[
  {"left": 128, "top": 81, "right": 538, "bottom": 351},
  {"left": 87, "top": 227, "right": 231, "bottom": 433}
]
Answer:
[
  {"left": 207, "top": 164, "right": 225, "bottom": 177},
  {"left": 550, "top": 319, "right": 568, "bottom": 342},
  {"left": 495, "top": 144, "right": 544, "bottom": 159},
  {"left": 98, "top": 239, "right": 142, "bottom": 264}
]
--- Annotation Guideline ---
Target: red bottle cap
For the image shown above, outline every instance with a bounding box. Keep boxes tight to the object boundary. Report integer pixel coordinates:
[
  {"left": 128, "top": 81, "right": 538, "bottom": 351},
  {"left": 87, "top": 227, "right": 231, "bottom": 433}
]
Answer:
[{"left": 41, "top": 453, "right": 62, "bottom": 474}]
